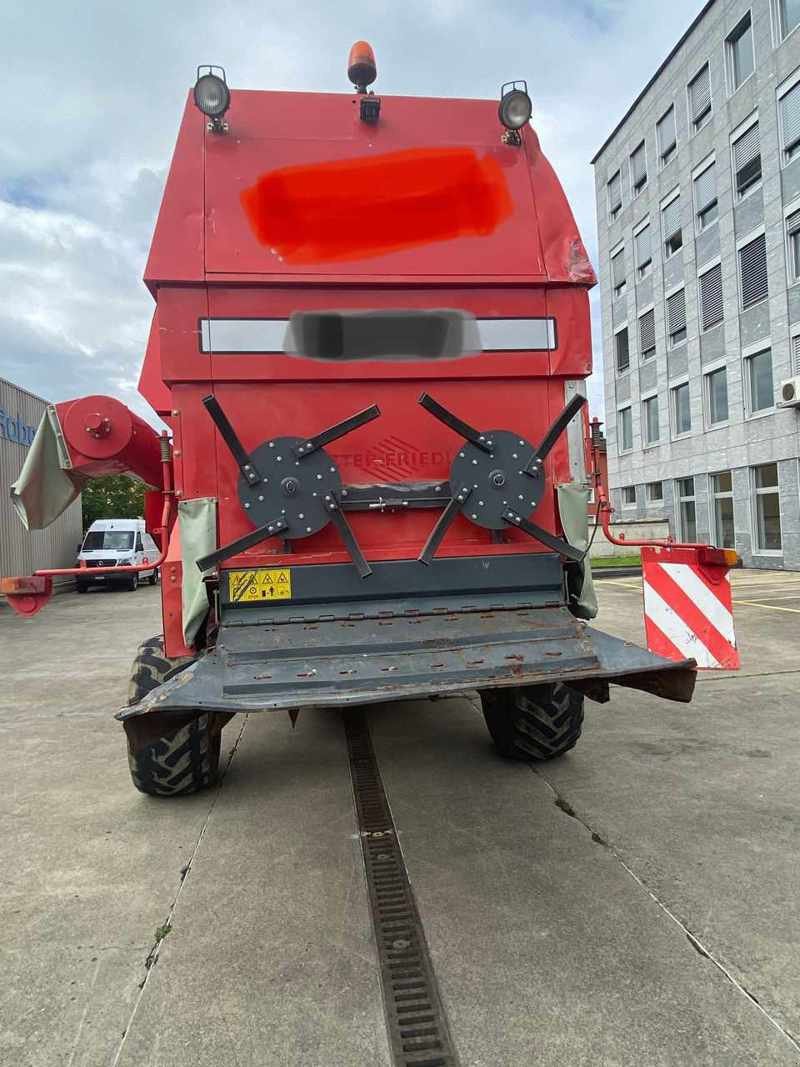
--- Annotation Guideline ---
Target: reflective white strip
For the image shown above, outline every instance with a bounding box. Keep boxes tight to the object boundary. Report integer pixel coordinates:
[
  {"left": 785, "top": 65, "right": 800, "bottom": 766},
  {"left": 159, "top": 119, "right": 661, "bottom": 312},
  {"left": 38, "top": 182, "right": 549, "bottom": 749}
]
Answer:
[
  {"left": 643, "top": 581, "right": 720, "bottom": 668},
  {"left": 658, "top": 563, "right": 735, "bottom": 645},
  {"left": 199, "top": 317, "right": 556, "bottom": 353},
  {"left": 201, "top": 319, "right": 287, "bottom": 353},
  {"left": 476, "top": 318, "right": 556, "bottom": 351}
]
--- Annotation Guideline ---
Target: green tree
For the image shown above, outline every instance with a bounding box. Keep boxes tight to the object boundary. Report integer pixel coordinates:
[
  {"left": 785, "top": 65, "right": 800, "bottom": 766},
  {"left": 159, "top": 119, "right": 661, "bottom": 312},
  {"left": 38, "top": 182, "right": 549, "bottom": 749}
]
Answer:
[{"left": 81, "top": 475, "right": 145, "bottom": 531}]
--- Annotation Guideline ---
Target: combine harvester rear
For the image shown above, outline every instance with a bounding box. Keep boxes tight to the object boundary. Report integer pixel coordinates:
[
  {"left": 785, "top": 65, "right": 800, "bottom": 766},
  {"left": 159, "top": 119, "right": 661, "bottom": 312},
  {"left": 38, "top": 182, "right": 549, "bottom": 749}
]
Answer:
[{"left": 2, "top": 44, "right": 738, "bottom": 796}]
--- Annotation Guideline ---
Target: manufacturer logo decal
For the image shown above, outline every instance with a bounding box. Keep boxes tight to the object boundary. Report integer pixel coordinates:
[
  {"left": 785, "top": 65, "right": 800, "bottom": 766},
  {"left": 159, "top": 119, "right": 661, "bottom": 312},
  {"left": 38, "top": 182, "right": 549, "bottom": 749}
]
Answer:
[{"left": 333, "top": 436, "right": 451, "bottom": 482}]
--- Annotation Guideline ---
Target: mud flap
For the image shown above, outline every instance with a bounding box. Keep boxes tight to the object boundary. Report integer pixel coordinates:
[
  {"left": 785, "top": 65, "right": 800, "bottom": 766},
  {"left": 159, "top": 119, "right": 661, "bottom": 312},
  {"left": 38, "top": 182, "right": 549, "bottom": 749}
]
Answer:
[{"left": 117, "top": 603, "right": 695, "bottom": 720}]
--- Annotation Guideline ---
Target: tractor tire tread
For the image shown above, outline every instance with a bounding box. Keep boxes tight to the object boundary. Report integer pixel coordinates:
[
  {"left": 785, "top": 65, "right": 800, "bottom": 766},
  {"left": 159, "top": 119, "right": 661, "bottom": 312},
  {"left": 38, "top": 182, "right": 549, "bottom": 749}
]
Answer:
[
  {"left": 481, "top": 683, "right": 584, "bottom": 761},
  {"left": 125, "top": 635, "right": 219, "bottom": 797}
]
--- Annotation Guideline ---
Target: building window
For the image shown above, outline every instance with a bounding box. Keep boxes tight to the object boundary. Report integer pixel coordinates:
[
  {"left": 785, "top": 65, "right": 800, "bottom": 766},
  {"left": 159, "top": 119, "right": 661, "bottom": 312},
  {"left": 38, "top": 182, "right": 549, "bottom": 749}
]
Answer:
[
  {"left": 611, "top": 247, "right": 626, "bottom": 297},
  {"left": 615, "top": 326, "right": 630, "bottom": 373},
  {"left": 646, "top": 481, "right": 664, "bottom": 503},
  {"left": 639, "top": 308, "right": 656, "bottom": 360},
  {"left": 753, "top": 463, "right": 782, "bottom": 552},
  {"left": 793, "top": 332, "right": 800, "bottom": 374},
  {"left": 608, "top": 171, "right": 622, "bottom": 219},
  {"left": 666, "top": 289, "right": 687, "bottom": 348},
  {"left": 643, "top": 394, "right": 660, "bottom": 445},
  {"left": 779, "top": 81, "right": 800, "bottom": 162},
  {"left": 739, "top": 233, "right": 768, "bottom": 308},
  {"left": 657, "top": 106, "right": 677, "bottom": 166},
  {"left": 711, "top": 471, "right": 735, "bottom": 548},
  {"left": 635, "top": 223, "right": 652, "bottom": 277},
  {"left": 622, "top": 485, "right": 637, "bottom": 507},
  {"left": 746, "top": 348, "right": 774, "bottom": 412},
  {"left": 706, "top": 366, "right": 729, "bottom": 425},
  {"left": 788, "top": 209, "right": 800, "bottom": 282},
  {"left": 699, "top": 263, "right": 724, "bottom": 330},
  {"left": 672, "top": 382, "right": 692, "bottom": 435},
  {"left": 662, "top": 195, "right": 683, "bottom": 257},
  {"left": 688, "top": 63, "right": 712, "bottom": 132},
  {"left": 694, "top": 162, "right": 718, "bottom": 231},
  {"left": 676, "top": 477, "right": 697, "bottom": 541},
  {"left": 776, "top": 0, "right": 800, "bottom": 39},
  {"left": 732, "top": 121, "right": 761, "bottom": 198},
  {"left": 727, "top": 12, "right": 754, "bottom": 92},
  {"left": 618, "top": 406, "right": 633, "bottom": 452},
  {"left": 630, "top": 142, "right": 647, "bottom": 195}
]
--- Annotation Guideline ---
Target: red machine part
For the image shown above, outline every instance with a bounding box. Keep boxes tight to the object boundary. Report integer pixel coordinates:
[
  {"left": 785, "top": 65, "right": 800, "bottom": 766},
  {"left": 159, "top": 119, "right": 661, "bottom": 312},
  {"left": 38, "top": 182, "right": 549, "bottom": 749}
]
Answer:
[
  {"left": 56, "top": 395, "right": 164, "bottom": 488},
  {"left": 0, "top": 576, "right": 53, "bottom": 617}
]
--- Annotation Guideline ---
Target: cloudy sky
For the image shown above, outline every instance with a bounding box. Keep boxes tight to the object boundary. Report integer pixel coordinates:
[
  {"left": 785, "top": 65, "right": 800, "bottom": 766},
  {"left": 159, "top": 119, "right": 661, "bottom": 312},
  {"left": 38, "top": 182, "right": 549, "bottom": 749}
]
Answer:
[{"left": 2, "top": 0, "right": 704, "bottom": 425}]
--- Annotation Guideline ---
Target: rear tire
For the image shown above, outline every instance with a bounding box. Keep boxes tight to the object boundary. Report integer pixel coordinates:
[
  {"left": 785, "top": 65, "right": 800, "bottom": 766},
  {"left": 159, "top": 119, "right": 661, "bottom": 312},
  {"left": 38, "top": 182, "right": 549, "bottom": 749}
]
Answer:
[
  {"left": 481, "top": 683, "right": 584, "bottom": 761},
  {"left": 124, "top": 635, "right": 224, "bottom": 797},
  {"left": 148, "top": 568, "right": 159, "bottom": 586}
]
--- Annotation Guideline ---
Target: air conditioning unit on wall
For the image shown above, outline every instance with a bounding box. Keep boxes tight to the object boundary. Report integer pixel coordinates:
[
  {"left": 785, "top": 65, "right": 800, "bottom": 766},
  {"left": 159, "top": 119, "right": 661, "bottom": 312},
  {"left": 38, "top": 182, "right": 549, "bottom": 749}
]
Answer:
[{"left": 778, "top": 377, "right": 800, "bottom": 407}]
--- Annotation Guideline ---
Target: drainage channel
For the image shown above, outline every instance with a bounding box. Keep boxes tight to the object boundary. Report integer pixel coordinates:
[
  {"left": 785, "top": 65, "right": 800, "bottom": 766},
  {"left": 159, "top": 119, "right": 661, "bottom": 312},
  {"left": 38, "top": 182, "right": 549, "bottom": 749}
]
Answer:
[{"left": 343, "top": 708, "right": 460, "bottom": 1067}]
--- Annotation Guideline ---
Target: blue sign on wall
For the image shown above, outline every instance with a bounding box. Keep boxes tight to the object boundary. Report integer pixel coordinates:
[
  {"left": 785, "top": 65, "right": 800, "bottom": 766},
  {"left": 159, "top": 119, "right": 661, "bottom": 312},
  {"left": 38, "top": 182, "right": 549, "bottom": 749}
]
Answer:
[{"left": 0, "top": 408, "right": 36, "bottom": 447}]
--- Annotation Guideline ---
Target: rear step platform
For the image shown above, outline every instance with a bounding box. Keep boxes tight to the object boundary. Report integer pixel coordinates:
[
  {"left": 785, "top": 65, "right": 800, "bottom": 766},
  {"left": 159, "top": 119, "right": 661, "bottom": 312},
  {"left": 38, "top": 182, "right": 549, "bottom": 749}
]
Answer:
[{"left": 119, "top": 600, "right": 696, "bottom": 719}]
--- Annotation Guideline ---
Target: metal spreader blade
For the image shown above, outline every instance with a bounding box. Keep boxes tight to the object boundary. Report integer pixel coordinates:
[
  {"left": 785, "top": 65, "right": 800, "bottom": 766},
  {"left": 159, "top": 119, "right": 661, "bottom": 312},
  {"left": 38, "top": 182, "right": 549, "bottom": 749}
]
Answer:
[
  {"left": 418, "top": 393, "right": 494, "bottom": 453},
  {"left": 502, "top": 510, "right": 584, "bottom": 562},
  {"left": 418, "top": 486, "right": 472, "bottom": 565},
  {"left": 202, "top": 395, "right": 262, "bottom": 486}
]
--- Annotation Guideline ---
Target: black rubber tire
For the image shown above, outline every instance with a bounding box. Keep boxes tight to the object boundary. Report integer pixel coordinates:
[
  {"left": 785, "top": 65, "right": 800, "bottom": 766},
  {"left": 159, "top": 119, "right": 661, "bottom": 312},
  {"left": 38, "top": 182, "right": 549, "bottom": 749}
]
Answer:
[
  {"left": 76, "top": 581, "right": 88, "bottom": 594},
  {"left": 126, "top": 573, "right": 139, "bottom": 592},
  {"left": 481, "top": 683, "right": 584, "bottom": 761},
  {"left": 148, "top": 568, "right": 159, "bottom": 586},
  {"left": 124, "top": 635, "right": 221, "bottom": 797}
]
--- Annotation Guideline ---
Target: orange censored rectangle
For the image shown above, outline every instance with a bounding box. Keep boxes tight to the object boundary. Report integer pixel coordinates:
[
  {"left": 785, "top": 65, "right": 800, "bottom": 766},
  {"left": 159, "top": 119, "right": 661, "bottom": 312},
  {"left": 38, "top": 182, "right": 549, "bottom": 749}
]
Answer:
[{"left": 240, "top": 147, "right": 512, "bottom": 264}]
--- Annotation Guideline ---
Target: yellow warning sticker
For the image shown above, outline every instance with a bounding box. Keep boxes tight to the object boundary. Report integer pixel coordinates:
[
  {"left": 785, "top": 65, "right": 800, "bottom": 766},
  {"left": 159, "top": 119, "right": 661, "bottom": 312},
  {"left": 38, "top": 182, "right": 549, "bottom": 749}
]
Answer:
[{"left": 228, "top": 568, "right": 292, "bottom": 603}]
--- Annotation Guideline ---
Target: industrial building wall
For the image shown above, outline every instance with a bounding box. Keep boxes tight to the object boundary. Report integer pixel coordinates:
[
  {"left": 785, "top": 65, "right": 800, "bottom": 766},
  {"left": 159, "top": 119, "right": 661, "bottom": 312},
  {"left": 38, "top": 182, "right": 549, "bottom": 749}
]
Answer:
[
  {"left": 593, "top": 0, "right": 800, "bottom": 570},
  {"left": 0, "top": 378, "right": 82, "bottom": 586}
]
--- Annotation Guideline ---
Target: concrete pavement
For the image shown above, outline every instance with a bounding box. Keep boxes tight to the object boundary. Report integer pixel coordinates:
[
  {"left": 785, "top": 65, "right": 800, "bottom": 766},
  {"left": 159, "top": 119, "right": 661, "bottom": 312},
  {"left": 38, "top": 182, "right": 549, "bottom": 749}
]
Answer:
[{"left": 1, "top": 572, "right": 799, "bottom": 1065}]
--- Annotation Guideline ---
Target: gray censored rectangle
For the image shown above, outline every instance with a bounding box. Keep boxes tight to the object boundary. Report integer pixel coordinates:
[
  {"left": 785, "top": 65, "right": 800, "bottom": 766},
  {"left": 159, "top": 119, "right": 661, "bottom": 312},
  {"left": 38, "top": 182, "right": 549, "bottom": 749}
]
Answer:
[{"left": 200, "top": 316, "right": 557, "bottom": 354}]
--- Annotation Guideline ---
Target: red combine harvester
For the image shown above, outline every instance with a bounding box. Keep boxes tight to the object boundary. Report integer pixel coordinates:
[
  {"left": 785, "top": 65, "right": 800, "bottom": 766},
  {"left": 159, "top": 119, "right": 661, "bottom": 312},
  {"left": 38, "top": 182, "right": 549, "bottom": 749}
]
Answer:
[{"left": 4, "top": 45, "right": 735, "bottom": 796}]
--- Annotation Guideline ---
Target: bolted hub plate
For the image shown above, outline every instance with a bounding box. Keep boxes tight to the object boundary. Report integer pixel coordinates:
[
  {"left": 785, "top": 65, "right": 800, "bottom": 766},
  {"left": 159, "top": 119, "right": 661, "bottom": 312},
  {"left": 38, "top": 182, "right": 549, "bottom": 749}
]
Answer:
[
  {"left": 449, "top": 429, "right": 544, "bottom": 530},
  {"left": 237, "top": 436, "right": 342, "bottom": 538}
]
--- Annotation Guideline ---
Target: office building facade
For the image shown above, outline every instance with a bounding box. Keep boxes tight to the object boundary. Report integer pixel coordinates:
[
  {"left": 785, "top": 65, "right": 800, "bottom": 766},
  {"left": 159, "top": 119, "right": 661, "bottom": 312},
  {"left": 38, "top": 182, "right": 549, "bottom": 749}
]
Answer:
[{"left": 593, "top": 0, "right": 800, "bottom": 567}]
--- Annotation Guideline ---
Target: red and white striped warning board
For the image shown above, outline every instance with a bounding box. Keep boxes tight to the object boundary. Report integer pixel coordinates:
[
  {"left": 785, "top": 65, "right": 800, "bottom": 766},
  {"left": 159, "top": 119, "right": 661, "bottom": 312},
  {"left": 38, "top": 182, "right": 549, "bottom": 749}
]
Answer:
[{"left": 641, "top": 547, "right": 740, "bottom": 670}]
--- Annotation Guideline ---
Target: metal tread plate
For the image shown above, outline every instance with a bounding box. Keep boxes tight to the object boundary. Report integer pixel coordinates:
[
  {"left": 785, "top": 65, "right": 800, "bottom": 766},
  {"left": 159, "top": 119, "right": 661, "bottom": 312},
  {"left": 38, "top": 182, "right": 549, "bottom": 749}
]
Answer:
[{"left": 118, "top": 603, "right": 696, "bottom": 719}]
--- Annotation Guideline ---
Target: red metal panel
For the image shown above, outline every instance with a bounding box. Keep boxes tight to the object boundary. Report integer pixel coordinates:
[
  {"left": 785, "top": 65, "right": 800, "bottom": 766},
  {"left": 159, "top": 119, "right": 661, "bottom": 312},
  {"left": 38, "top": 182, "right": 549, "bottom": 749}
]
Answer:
[
  {"left": 144, "top": 95, "right": 205, "bottom": 292},
  {"left": 138, "top": 310, "right": 172, "bottom": 416},
  {"left": 198, "top": 91, "right": 585, "bottom": 281}
]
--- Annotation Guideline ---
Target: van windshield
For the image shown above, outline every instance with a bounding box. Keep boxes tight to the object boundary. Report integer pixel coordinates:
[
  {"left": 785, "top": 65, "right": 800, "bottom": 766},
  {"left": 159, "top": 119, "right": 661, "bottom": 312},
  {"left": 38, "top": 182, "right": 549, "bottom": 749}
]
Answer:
[{"left": 83, "top": 531, "right": 135, "bottom": 551}]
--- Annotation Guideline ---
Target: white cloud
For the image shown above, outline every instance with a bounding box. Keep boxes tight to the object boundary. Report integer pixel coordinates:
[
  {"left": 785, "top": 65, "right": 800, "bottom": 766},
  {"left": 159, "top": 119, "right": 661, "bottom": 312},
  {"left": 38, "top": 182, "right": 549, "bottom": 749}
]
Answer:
[{"left": 1, "top": 0, "right": 703, "bottom": 431}]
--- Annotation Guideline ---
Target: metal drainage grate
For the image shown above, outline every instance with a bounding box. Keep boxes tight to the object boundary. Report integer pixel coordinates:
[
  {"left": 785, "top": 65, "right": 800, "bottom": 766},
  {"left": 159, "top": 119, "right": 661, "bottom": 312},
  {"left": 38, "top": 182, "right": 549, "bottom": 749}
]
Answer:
[{"left": 344, "top": 709, "right": 460, "bottom": 1067}]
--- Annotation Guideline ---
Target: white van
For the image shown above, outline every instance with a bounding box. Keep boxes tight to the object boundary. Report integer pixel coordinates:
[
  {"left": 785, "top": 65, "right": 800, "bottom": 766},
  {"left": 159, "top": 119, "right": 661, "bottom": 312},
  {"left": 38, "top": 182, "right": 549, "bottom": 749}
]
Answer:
[{"left": 76, "top": 518, "right": 159, "bottom": 593}]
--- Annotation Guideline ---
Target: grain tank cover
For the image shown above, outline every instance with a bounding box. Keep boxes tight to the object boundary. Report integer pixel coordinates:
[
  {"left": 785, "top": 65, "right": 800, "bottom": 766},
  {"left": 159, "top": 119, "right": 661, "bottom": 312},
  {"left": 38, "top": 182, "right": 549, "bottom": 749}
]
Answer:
[{"left": 145, "top": 89, "right": 595, "bottom": 287}]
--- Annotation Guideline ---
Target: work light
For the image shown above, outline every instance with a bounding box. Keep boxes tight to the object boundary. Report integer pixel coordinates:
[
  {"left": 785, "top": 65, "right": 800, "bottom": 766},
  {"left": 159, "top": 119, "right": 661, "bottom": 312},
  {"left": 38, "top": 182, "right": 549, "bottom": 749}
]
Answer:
[
  {"left": 194, "top": 66, "right": 230, "bottom": 123},
  {"left": 499, "top": 81, "right": 532, "bottom": 131}
]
